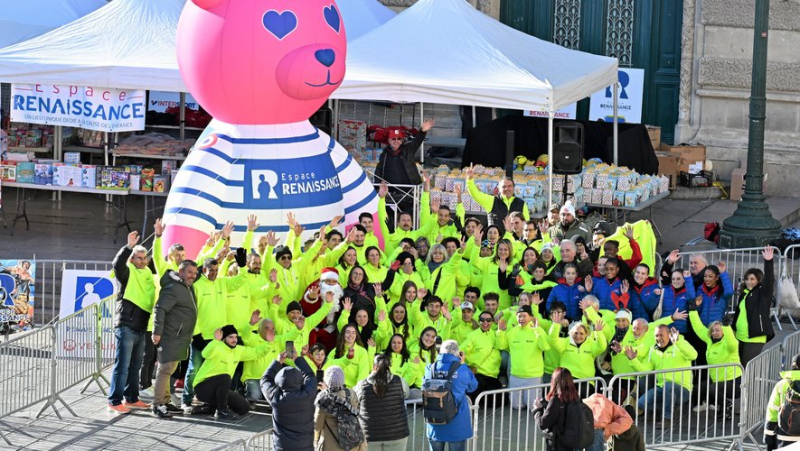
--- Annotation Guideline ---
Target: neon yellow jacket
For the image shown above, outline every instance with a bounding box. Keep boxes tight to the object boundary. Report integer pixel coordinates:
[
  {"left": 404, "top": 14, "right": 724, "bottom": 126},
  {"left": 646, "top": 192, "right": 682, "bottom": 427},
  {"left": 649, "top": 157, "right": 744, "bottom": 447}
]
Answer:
[
  {"left": 549, "top": 323, "right": 607, "bottom": 380},
  {"left": 629, "top": 336, "right": 698, "bottom": 392},
  {"left": 193, "top": 339, "right": 269, "bottom": 386},
  {"left": 462, "top": 328, "right": 502, "bottom": 377},
  {"left": 329, "top": 344, "right": 371, "bottom": 388},
  {"left": 237, "top": 323, "right": 301, "bottom": 382},
  {"left": 689, "top": 311, "right": 742, "bottom": 382},
  {"left": 497, "top": 322, "right": 551, "bottom": 378}
]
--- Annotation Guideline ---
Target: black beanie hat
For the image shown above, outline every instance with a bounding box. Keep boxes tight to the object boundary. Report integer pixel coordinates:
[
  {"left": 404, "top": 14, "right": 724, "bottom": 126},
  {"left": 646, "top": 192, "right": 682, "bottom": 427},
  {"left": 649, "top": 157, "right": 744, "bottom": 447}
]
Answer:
[
  {"left": 286, "top": 301, "right": 303, "bottom": 314},
  {"left": 274, "top": 245, "right": 293, "bottom": 261},
  {"left": 221, "top": 324, "right": 238, "bottom": 348}
]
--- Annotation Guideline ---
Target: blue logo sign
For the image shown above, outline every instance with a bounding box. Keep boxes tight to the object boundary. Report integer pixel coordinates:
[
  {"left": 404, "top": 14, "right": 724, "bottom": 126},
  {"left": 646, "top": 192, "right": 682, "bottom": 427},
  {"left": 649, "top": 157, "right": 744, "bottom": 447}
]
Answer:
[
  {"left": 74, "top": 277, "right": 114, "bottom": 314},
  {"left": 605, "top": 70, "right": 630, "bottom": 100},
  {"left": 0, "top": 274, "right": 15, "bottom": 307},
  {"left": 244, "top": 154, "right": 342, "bottom": 209}
]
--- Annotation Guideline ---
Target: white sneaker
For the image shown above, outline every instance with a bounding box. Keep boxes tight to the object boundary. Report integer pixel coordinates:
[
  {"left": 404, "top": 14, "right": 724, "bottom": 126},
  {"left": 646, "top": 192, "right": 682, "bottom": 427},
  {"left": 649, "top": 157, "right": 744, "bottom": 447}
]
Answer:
[
  {"left": 181, "top": 403, "right": 194, "bottom": 415},
  {"left": 692, "top": 402, "right": 717, "bottom": 413},
  {"left": 139, "top": 387, "right": 154, "bottom": 398}
]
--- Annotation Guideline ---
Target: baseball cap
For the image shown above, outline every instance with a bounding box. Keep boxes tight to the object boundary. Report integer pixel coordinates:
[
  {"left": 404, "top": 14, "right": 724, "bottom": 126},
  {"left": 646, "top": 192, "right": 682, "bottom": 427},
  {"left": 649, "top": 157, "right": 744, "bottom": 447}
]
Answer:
[{"left": 461, "top": 301, "right": 475, "bottom": 311}]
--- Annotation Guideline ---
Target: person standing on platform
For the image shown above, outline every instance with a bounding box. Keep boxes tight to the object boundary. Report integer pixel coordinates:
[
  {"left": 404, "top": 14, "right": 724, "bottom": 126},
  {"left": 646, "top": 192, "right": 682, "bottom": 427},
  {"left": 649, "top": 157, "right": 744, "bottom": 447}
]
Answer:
[
  {"left": 107, "top": 231, "right": 158, "bottom": 415},
  {"left": 375, "top": 119, "right": 434, "bottom": 215}
]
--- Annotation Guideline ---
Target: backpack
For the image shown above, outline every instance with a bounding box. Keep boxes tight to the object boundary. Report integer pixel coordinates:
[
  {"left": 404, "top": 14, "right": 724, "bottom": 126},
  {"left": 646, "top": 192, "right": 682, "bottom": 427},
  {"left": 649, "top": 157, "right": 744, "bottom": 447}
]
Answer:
[
  {"left": 778, "top": 380, "right": 800, "bottom": 436},
  {"left": 560, "top": 400, "right": 595, "bottom": 448},
  {"left": 422, "top": 362, "right": 461, "bottom": 424},
  {"left": 317, "top": 389, "right": 365, "bottom": 449}
]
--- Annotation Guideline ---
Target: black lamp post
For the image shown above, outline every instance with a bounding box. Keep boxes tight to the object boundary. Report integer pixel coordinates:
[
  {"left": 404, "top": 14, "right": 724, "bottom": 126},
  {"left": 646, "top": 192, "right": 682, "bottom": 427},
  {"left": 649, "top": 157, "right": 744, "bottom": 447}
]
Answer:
[{"left": 718, "top": 0, "right": 781, "bottom": 249}]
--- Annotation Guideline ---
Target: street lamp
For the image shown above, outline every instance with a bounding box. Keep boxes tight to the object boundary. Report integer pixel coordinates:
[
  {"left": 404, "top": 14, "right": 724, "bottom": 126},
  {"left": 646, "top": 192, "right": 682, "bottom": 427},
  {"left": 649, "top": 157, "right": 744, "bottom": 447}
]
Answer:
[{"left": 718, "top": 0, "right": 781, "bottom": 249}]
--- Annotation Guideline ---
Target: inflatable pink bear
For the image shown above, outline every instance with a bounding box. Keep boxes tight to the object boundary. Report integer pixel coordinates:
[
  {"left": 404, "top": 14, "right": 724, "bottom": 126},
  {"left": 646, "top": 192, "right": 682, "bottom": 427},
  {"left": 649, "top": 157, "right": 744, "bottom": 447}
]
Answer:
[{"left": 163, "top": 0, "right": 378, "bottom": 255}]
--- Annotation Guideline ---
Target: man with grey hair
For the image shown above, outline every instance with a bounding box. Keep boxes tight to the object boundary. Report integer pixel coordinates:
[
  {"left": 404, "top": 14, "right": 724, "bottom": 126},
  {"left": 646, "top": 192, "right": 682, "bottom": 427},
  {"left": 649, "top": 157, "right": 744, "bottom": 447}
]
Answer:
[
  {"left": 108, "top": 231, "right": 158, "bottom": 415},
  {"left": 660, "top": 250, "right": 708, "bottom": 289},
  {"left": 424, "top": 339, "right": 478, "bottom": 450},
  {"left": 551, "top": 239, "right": 594, "bottom": 279}
]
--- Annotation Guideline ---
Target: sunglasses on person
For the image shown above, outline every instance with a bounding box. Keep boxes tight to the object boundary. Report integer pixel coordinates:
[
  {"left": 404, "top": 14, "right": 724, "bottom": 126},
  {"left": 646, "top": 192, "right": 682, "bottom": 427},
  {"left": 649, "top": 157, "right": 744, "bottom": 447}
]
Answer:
[
  {"left": 479, "top": 318, "right": 493, "bottom": 323},
  {"left": 279, "top": 255, "right": 292, "bottom": 260}
]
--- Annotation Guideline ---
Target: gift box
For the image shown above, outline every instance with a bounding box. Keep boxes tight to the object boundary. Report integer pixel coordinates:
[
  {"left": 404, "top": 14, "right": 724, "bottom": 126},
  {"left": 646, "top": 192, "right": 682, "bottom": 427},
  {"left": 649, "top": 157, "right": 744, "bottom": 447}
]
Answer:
[
  {"left": 15, "top": 162, "right": 34, "bottom": 183},
  {"left": 582, "top": 171, "right": 595, "bottom": 188},
  {"left": 34, "top": 163, "right": 53, "bottom": 185},
  {"left": 153, "top": 175, "right": 169, "bottom": 192},
  {"left": 658, "top": 175, "right": 670, "bottom": 193},
  {"left": 1, "top": 161, "right": 17, "bottom": 182},
  {"left": 130, "top": 174, "right": 141, "bottom": 191},
  {"left": 52, "top": 163, "right": 66, "bottom": 186},
  {"left": 582, "top": 189, "right": 593, "bottom": 204},
  {"left": 434, "top": 174, "right": 446, "bottom": 190},
  {"left": 141, "top": 168, "right": 155, "bottom": 191},
  {"left": 612, "top": 190, "right": 626, "bottom": 207},
  {"left": 590, "top": 188, "right": 603, "bottom": 204},
  {"left": 601, "top": 189, "right": 614, "bottom": 206},
  {"left": 64, "top": 151, "right": 81, "bottom": 165},
  {"left": 81, "top": 165, "right": 97, "bottom": 188},
  {"left": 625, "top": 192, "right": 637, "bottom": 208}
]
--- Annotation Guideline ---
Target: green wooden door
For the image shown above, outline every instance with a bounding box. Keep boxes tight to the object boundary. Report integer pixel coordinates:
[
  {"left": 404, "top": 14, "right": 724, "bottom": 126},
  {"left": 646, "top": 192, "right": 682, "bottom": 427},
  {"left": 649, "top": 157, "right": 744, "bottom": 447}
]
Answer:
[{"left": 499, "top": 0, "right": 683, "bottom": 144}]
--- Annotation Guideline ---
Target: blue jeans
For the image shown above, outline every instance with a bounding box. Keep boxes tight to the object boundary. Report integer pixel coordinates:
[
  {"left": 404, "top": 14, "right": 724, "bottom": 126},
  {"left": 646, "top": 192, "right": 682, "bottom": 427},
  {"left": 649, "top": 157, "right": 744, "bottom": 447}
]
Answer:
[
  {"left": 429, "top": 440, "right": 466, "bottom": 451},
  {"left": 181, "top": 342, "right": 205, "bottom": 405},
  {"left": 108, "top": 326, "right": 146, "bottom": 405},
  {"left": 637, "top": 382, "right": 690, "bottom": 420},
  {"left": 587, "top": 428, "right": 606, "bottom": 451},
  {"left": 244, "top": 379, "right": 264, "bottom": 401}
]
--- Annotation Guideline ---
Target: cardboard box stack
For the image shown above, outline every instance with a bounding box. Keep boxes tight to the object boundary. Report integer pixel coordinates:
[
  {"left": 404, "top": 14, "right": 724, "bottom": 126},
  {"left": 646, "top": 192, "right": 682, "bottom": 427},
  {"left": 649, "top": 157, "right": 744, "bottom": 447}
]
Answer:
[
  {"left": 656, "top": 143, "right": 707, "bottom": 189},
  {"left": 7, "top": 123, "right": 54, "bottom": 149}
]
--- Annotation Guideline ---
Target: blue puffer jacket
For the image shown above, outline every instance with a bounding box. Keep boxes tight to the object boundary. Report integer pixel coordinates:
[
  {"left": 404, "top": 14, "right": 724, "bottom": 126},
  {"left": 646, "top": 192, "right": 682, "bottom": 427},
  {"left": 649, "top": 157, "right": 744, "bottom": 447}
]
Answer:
[
  {"left": 592, "top": 276, "right": 622, "bottom": 311},
  {"left": 425, "top": 353, "right": 478, "bottom": 443},
  {"left": 547, "top": 280, "right": 587, "bottom": 321},
  {"left": 661, "top": 276, "right": 696, "bottom": 333},
  {"left": 631, "top": 278, "right": 661, "bottom": 320},
  {"left": 698, "top": 271, "right": 733, "bottom": 326}
]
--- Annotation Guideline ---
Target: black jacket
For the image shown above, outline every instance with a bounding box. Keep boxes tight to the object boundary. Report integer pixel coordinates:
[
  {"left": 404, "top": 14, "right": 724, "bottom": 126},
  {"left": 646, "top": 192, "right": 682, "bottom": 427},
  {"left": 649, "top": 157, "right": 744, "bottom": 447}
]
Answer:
[
  {"left": 261, "top": 358, "right": 318, "bottom": 451},
  {"left": 112, "top": 245, "right": 156, "bottom": 332},
  {"left": 354, "top": 373, "right": 409, "bottom": 442},
  {"left": 733, "top": 259, "right": 775, "bottom": 340},
  {"left": 152, "top": 271, "right": 197, "bottom": 363},
  {"left": 533, "top": 397, "right": 571, "bottom": 451},
  {"left": 375, "top": 131, "right": 426, "bottom": 186}
]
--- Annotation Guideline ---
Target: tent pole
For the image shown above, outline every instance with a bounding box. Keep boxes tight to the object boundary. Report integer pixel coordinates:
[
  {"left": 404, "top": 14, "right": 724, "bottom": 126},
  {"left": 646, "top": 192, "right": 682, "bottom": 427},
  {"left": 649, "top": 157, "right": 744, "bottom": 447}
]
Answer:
[
  {"left": 104, "top": 131, "right": 110, "bottom": 202},
  {"left": 548, "top": 112, "right": 554, "bottom": 206},
  {"left": 333, "top": 99, "right": 339, "bottom": 140},
  {"left": 472, "top": 105, "right": 477, "bottom": 128},
  {"left": 420, "top": 102, "right": 425, "bottom": 164},
  {"left": 179, "top": 93, "right": 186, "bottom": 141},
  {"left": 55, "top": 126, "right": 62, "bottom": 201},
  {"left": 613, "top": 83, "right": 619, "bottom": 166}
]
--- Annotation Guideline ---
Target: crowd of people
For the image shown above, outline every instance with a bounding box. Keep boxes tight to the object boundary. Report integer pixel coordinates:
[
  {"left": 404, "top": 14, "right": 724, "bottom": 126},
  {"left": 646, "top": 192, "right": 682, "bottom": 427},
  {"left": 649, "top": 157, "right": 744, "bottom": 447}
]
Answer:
[{"left": 104, "top": 167, "right": 792, "bottom": 450}]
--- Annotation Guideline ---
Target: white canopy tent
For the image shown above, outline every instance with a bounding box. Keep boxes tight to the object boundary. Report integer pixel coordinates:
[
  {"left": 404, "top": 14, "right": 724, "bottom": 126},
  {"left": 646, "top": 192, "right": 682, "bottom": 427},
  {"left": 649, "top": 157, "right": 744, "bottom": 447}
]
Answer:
[
  {"left": 0, "top": 0, "right": 107, "bottom": 49},
  {"left": 0, "top": 0, "right": 188, "bottom": 92},
  {"left": 332, "top": 0, "right": 620, "bottom": 203},
  {"left": 338, "top": 0, "right": 396, "bottom": 41}
]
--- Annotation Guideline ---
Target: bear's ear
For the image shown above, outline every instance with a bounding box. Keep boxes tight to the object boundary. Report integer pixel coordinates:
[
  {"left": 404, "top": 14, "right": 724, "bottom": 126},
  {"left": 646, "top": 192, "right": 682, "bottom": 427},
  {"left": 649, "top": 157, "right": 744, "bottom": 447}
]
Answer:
[{"left": 192, "top": 0, "right": 225, "bottom": 10}]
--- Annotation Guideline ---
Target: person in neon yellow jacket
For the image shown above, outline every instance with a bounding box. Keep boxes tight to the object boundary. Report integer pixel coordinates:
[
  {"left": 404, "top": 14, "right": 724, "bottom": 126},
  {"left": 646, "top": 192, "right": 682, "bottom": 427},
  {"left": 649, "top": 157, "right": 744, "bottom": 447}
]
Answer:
[
  {"left": 530, "top": 299, "right": 569, "bottom": 383},
  {"left": 383, "top": 333, "right": 418, "bottom": 398},
  {"left": 418, "top": 243, "right": 469, "bottom": 306},
  {"left": 460, "top": 310, "right": 502, "bottom": 403},
  {"left": 497, "top": 305, "right": 551, "bottom": 409},
  {"left": 547, "top": 310, "right": 608, "bottom": 398},
  {"left": 449, "top": 300, "right": 479, "bottom": 345},
  {"left": 374, "top": 302, "right": 414, "bottom": 352},
  {"left": 624, "top": 324, "right": 698, "bottom": 427},
  {"left": 192, "top": 325, "right": 272, "bottom": 420},
  {"left": 237, "top": 317, "right": 301, "bottom": 401},
  {"left": 376, "top": 182, "right": 436, "bottom": 252},
  {"left": 688, "top": 310, "right": 742, "bottom": 414},
  {"left": 406, "top": 326, "right": 439, "bottom": 388},
  {"left": 467, "top": 231, "right": 515, "bottom": 310},
  {"left": 407, "top": 295, "right": 452, "bottom": 341},
  {"left": 764, "top": 353, "right": 800, "bottom": 450},
  {"left": 327, "top": 323, "right": 371, "bottom": 388}
]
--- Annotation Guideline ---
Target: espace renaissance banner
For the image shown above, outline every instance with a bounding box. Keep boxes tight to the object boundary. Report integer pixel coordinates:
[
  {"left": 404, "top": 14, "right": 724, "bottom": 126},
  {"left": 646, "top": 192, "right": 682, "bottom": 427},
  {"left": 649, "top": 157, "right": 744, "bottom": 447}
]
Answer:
[{"left": 10, "top": 84, "right": 146, "bottom": 132}]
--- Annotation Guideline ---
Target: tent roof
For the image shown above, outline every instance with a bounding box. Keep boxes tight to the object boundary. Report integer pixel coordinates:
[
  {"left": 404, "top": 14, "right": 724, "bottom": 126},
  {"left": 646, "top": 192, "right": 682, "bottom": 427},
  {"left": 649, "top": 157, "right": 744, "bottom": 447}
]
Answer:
[
  {"left": 339, "top": 0, "right": 396, "bottom": 41},
  {"left": 0, "top": 0, "right": 188, "bottom": 92},
  {"left": 0, "top": 0, "right": 107, "bottom": 49},
  {"left": 333, "top": 0, "right": 618, "bottom": 111}
]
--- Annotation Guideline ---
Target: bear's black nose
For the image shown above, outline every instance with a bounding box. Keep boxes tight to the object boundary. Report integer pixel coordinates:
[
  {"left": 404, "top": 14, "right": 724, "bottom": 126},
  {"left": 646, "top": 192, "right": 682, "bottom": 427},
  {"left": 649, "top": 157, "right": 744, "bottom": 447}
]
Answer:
[{"left": 315, "top": 49, "right": 335, "bottom": 68}]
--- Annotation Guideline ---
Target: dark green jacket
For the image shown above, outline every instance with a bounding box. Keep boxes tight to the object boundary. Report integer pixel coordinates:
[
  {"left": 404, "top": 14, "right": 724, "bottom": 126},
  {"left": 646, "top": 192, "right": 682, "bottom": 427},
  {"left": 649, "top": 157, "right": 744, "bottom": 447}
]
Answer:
[{"left": 153, "top": 270, "right": 197, "bottom": 363}]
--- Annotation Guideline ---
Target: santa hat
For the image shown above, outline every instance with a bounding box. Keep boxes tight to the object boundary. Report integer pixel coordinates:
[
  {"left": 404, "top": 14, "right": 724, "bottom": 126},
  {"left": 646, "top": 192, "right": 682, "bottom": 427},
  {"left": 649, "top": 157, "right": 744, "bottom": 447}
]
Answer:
[{"left": 320, "top": 267, "right": 339, "bottom": 282}]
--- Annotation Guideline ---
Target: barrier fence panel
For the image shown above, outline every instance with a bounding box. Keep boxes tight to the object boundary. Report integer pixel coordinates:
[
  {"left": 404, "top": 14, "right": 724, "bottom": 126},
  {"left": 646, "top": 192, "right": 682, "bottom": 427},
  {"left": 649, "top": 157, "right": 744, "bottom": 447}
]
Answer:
[
  {"left": 209, "top": 439, "right": 247, "bottom": 451},
  {"left": 607, "top": 364, "right": 744, "bottom": 449},
  {"left": 471, "top": 377, "right": 606, "bottom": 451},
  {"left": 406, "top": 398, "right": 429, "bottom": 451},
  {"left": 54, "top": 304, "right": 99, "bottom": 394},
  {"left": 782, "top": 330, "right": 800, "bottom": 371},
  {"left": 245, "top": 429, "right": 273, "bottom": 451},
  {"left": 671, "top": 247, "right": 780, "bottom": 290},
  {"left": 784, "top": 245, "right": 800, "bottom": 286},
  {"left": 740, "top": 344, "right": 784, "bottom": 447},
  {"left": 34, "top": 260, "right": 115, "bottom": 325}
]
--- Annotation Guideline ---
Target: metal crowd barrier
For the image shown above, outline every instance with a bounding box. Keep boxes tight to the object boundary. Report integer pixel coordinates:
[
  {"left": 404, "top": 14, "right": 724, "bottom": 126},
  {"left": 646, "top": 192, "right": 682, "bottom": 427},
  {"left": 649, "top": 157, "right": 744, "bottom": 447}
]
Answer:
[
  {"left": 471, "top": 377, "right": 606, "bottom": 451},
  {"left": 209, "top": 439, "right": 248, "bottom": 451},
  {"left": 245, "top": 429, "right": 274, "bottom": 451},
  {"left": 0, "top": 324, "right": 75, "bottom": 445},
  {"left": 370, "top": 178, "right": 423, "bottom": 230},
  {"left": 779, "top": 245, "right": 800, "bottom": 328},
  {"left": 670, "top": 246, "right": 780, "bottom": 289},
  {"left": 782, "top": 329, "right": 800, "bottom": 370},
  {"left": 33, "top": 259, "right": 114, "bottom": 324},
  {"left": 608, "top": 364, "right": 744, "bottom": 449},
  {"left": 740, "top": 344, "right": 784, "bottom": 447}
]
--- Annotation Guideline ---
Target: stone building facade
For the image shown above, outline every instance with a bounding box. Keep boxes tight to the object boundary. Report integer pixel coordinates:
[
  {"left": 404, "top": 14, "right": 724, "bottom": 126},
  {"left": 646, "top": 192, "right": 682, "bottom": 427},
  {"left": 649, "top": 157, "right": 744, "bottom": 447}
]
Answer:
[{"left": 675, "top": 0, "right": 800, "bottom": 195}]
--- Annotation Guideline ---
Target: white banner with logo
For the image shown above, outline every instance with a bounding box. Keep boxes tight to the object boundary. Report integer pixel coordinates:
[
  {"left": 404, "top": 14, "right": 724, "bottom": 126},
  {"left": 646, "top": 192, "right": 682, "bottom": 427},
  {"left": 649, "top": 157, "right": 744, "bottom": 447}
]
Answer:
[
  {"left": 589, "top": 68, "right": 645, "bottom": 124},
  {"left": 524, "top": 102, "right": 577, "bottom": 120},
  {"left": 147, "top": 91, "right": 199, "bottom": 113},
  {"left": 10, "top": 84, "right": 146, "bottom": 132},
  {"left": 56, "top": 270, "right": 117, "bottom": 359}
]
